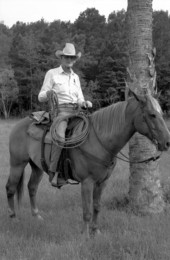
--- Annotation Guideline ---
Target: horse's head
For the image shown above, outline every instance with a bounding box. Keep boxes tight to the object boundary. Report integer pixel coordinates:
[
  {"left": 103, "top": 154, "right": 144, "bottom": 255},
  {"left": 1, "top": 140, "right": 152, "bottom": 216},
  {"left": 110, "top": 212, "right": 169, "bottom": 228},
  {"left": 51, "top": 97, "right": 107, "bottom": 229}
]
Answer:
[{"left": 132, "top": 92, "right": 170, "bottom": 151}]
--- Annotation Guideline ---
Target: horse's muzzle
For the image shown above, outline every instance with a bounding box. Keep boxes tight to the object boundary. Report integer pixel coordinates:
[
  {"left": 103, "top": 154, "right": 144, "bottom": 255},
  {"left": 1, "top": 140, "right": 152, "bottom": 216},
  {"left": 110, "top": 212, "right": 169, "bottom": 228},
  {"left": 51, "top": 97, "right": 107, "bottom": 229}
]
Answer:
[
  {"left": 165, "top": 141, "right": 170, "bottom": 150},
  {"left": 158, "top": 140, "right": 170, "bottom": 151}
]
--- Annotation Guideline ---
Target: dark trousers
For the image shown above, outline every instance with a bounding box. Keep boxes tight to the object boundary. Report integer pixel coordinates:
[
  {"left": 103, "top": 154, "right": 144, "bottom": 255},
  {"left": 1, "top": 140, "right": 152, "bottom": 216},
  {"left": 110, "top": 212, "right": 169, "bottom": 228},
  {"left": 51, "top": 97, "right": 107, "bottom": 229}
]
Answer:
[
  {"left": 49, "top": 144, "right": 62, "bottom": 173},
  {"left": 49, "top": 112, "right": 69, "bottom": 172}
]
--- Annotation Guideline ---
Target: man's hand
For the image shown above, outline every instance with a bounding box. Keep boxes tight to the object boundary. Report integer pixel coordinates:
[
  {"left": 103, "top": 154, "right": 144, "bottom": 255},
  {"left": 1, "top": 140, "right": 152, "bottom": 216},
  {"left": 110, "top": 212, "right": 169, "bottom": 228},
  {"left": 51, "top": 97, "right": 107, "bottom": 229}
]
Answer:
[
  {"left": 81, "top": 100, "right": 93, "bottom": 108},
  {"left": 46, "top": 90, "right": 54, "bottom": 99}
]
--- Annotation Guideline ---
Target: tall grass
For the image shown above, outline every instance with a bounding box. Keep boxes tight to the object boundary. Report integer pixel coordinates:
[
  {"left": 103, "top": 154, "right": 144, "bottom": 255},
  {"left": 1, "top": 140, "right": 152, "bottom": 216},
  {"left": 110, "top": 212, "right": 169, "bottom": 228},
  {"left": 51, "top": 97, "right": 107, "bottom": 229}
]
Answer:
[{"left": 0, "top": 119, "right": 170, "bottom": 260}]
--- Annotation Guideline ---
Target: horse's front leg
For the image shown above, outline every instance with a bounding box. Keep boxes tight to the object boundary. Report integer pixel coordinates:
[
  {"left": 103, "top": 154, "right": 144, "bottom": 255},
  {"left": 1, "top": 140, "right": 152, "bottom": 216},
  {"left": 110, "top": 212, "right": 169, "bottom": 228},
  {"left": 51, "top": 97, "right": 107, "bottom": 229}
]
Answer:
[
  {"left": 28, "top": 161, "right": 43, "bottom": 220},
  {"left": 81, "top": 177, "right": 94, "bottom": 238},
  {"left": 91, "top": 181, "right": 106, "bottom": 235}
]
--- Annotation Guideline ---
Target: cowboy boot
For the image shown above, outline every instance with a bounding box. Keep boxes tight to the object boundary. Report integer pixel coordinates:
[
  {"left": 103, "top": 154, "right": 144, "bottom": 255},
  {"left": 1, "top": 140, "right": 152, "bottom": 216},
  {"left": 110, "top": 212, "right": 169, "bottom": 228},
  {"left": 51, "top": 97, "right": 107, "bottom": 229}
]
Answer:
[
  {"left": 49, "top": 169, "right": 67, "bottom": 188},
  {"left": 51, "top": 171, "right": 68, "bottom": 188}
]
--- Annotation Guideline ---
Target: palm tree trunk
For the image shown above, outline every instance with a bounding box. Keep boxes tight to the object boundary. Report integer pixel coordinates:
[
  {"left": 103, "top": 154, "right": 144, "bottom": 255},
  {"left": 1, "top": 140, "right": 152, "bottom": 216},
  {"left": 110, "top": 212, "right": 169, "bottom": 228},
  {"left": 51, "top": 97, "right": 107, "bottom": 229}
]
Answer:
[
  {"left": 126, "top": 0, "right": 165, "bottom": 214},
  {"left": 1, "top": 93, "right": 8, "bottom": 119}
]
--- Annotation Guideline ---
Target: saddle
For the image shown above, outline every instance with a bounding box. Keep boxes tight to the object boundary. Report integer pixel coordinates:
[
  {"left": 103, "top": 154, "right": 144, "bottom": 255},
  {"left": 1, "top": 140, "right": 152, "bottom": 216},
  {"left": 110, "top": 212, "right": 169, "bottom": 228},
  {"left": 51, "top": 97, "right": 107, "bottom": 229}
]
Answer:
[{"left": 28, "top": 111, "right": 88, "bottom": 183}]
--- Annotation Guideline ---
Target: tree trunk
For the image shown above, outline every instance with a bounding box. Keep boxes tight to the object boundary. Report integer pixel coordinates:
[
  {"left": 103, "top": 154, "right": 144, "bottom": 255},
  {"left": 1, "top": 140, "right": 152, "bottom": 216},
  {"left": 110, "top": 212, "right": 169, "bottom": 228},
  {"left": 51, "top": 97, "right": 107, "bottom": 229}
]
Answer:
[
  {"left": 126, "top": 0, "right": 165, "bottom": 214},
  {"left": 1, "top": 95, "right": 8, "bottom": 119}
]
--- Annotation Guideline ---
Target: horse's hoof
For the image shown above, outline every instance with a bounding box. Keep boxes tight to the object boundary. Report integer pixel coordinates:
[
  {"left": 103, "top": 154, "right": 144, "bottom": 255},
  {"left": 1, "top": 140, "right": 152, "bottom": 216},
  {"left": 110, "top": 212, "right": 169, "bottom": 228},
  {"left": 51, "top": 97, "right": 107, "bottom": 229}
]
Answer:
[
  {"left": 95, "top": 229, "right": 101, "bottom": 235},
  {"left": 32, "top": 209, "right": 43, "bottom": 220},
  {"left": 36, "top": 214, "right": 44, "bottom": 221},
  {"left": 91, "top": 228, "right": 101, "bottom": 237},
  {"left": 8, "top": 209, "right": 16, "bottom": 218},
  {"left": 9, "top": 213, "right": 16, "bottom": 218},
  {"left": 33, "top": 213, "right": 43, "bottom": 221}
]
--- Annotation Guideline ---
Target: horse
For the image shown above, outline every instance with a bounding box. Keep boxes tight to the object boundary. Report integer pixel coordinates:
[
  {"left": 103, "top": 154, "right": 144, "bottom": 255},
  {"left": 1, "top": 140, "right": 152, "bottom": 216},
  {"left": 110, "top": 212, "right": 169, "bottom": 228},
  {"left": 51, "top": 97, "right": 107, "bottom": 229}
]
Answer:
[{"left": 6, "top": 92, "right": 170, "bottom": 238}]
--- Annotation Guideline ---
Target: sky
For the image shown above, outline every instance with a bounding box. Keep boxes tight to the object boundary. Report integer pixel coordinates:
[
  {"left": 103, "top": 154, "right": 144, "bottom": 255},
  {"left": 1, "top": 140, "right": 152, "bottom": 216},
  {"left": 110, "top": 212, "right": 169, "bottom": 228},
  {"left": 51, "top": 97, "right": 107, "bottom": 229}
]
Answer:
[{"left": 0, "top": 0, "right": 170, "bottom": 28}]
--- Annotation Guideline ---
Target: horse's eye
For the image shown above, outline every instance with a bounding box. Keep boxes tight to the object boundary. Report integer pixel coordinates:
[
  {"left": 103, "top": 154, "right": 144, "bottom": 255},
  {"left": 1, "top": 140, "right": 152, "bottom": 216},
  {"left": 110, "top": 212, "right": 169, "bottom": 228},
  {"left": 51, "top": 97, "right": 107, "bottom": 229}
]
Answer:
[{"left": 150, "top": 114, "right": 156, "bottom": 118}]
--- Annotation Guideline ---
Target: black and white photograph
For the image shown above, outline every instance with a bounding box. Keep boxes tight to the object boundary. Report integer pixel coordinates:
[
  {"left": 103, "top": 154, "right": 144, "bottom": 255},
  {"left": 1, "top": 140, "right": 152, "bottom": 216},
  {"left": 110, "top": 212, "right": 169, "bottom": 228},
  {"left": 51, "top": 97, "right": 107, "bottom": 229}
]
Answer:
[{"left": 0, "top": 0, "right": 170, "bottom": 259}]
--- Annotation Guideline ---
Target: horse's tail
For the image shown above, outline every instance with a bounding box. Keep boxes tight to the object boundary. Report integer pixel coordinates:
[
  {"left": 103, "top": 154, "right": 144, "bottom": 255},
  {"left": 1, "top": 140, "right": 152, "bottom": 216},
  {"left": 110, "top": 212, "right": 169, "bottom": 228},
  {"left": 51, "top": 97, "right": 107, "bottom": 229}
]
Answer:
[{"left": 16, "top": 169, "right": 25, "bottom": 206}]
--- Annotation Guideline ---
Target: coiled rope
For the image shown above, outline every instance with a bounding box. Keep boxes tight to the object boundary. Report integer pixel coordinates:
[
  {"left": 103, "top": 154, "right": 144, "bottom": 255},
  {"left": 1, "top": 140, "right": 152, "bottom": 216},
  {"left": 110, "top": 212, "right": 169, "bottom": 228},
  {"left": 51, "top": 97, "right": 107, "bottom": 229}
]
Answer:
[
  {"left": 50, "top": 113, "right": 90, "bottom": 148},
  {"left": 48, "top": 90, "right": 90, "bottom": 148}
]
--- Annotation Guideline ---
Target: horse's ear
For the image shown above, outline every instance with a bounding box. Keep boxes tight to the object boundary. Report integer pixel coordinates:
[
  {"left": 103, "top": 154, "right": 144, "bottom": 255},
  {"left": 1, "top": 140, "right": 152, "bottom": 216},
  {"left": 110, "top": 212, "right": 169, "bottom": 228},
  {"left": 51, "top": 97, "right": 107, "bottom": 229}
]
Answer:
[
  {"left": 127, "top": 88, "right": 139, "bottom": 100},
  {"left": 153, "top": 91, "right": 161, "bottom": 100},
  {"left": 130, "top": 89, "right": 147, "bottom": 105},
  {"left": 128, "top": 88, "right": 148, "bottom": 105},
  {"left": 130, "top": 90, "right": 140, "bottom": 101}
]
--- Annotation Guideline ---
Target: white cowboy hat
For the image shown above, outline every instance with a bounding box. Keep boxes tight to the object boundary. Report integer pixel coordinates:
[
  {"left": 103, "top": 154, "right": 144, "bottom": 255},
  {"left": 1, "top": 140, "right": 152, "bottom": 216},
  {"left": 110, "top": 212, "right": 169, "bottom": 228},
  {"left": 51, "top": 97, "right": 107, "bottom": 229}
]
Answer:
[{"left": 55, "top": 43, "right": 81, "bottom": 59}]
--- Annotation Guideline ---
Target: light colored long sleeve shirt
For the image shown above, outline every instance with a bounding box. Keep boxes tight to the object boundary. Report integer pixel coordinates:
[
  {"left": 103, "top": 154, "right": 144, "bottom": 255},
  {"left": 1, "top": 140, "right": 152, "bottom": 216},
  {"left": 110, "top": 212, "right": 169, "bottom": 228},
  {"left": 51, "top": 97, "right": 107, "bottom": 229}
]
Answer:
[{"left": 38, "top": 66, "right": 85, "bottom": 104}]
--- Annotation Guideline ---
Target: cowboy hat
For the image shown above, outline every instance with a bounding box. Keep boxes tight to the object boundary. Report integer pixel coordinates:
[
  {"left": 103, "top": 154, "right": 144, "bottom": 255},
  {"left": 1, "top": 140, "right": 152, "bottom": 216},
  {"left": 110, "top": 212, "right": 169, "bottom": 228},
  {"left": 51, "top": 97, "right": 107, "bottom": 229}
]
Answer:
[{"left": 55, "top": 43, "right": 81, "bottom": 59}]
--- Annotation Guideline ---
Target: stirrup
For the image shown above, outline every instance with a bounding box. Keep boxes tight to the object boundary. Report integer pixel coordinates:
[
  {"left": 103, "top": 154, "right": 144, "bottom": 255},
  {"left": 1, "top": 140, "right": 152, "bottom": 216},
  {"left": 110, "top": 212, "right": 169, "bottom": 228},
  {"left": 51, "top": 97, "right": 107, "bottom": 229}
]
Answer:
[{"left": 51, "top": 178, "right": 68, "bottom": 189}]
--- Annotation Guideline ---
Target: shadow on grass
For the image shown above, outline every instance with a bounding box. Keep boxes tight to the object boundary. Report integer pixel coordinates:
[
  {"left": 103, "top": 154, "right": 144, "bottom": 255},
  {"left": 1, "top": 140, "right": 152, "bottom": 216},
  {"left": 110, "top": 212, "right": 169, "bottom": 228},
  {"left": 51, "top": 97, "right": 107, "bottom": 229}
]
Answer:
[
  {"left": 105, "top": 194, "right": 130, "bottom": 212},
  {"left": 162, "top": 182, "right": 170, "bottom": 204},
  {"left": 105, "top": 191, "right": 170, "bottom": 219}
]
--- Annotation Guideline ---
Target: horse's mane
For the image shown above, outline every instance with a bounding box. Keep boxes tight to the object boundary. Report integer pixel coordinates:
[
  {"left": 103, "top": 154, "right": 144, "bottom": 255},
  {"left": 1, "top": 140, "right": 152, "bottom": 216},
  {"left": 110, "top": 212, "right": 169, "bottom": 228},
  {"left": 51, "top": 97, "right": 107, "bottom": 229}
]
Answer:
[
  {"left": 150, "top": 96, "right": 162, "bottom": 114},
  {"left": 91, "top": 101, "right": 127, "bottom": 138}
]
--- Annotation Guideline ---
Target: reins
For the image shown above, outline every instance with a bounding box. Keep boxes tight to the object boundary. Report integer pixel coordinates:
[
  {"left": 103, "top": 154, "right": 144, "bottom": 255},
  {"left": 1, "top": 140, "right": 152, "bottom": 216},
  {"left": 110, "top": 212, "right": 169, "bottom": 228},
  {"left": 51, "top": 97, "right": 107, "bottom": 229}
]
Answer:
[
  {"left": 90, "top": 107, "right": 162, "bottom": 165},
  {"left": 117, "top": 150, "right": 161, "bottom": 164},
  {"left": 92, "top": 123, "right": 161, "bottom": 165}
]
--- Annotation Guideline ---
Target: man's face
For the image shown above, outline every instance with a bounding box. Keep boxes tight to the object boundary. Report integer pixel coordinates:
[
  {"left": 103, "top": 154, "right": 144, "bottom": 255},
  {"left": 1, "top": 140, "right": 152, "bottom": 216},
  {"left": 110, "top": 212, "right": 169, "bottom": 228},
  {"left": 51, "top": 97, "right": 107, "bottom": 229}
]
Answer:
[{"left": 61, "top": 55, "right": 77, "bottom": 68}]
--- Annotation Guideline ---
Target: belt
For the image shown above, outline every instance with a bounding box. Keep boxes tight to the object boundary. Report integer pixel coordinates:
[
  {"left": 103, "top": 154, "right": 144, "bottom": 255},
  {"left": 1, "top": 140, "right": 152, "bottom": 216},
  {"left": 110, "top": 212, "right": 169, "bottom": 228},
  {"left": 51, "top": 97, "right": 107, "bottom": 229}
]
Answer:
[{"left": 58, "top": 103, "right": 78, "bottom": 109}]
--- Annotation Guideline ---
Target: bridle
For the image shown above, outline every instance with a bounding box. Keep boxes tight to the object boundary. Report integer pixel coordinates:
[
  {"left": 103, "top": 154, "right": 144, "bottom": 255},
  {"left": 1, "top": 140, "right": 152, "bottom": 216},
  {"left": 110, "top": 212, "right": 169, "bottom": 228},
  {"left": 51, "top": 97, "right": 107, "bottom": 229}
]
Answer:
[
  {"left": 80, "top": 99, "right": 162, "bottom": 167},
  {"left": 118, "top": 150, "right": 161, "bottom": 164},
  {"left": 90, "top": 118, "right": 161, "bottom": 165},
  {"left": 139, "top": 101, "right": 161, "bottom": 147}
]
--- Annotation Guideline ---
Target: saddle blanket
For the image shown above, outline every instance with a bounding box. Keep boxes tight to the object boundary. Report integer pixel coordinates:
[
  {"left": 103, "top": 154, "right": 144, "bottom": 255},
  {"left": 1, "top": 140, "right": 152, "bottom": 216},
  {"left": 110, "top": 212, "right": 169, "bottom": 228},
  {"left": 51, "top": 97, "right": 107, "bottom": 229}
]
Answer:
[
  {"left": 27, "top": 111, "right": 52, "bottom": 143},
  {"left": 30, "top": 111, "right": 51, "bottom": 124}
]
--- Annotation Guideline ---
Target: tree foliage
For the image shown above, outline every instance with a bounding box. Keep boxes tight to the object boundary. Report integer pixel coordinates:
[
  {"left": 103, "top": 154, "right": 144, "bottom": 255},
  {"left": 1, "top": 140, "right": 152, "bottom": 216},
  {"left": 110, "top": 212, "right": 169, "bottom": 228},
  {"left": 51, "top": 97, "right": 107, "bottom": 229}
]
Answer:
[
  {"left": 0, "top": 68, "right": 18, "bottom": 118},
  {"left": 153, "top": 11, "right": 170, "bottom": 114},
  {"left": 0, "top": 8, "right": 170, "bottom": 117}
]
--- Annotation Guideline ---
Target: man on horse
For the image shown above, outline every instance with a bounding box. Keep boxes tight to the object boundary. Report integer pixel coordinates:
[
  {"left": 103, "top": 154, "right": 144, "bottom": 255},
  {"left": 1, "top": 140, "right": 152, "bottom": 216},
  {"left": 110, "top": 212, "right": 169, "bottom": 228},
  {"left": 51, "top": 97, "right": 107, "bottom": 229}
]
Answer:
[{"left": 38, "top": 43, "right": 92, "bottom": 188}]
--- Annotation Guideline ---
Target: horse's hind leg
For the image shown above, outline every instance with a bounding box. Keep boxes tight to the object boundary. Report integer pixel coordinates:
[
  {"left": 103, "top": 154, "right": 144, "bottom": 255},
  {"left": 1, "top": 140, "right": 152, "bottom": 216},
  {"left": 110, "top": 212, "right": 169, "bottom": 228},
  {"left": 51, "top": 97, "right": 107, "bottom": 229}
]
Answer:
[
  {"left": 28, "top": 160, "right": 43, "bottom": 220},
  {"left": 6, "top": 163, "right": 26, "bottom": 218},
  {"left": 91, "top": 182, "right": 106, "bottom": 235}
]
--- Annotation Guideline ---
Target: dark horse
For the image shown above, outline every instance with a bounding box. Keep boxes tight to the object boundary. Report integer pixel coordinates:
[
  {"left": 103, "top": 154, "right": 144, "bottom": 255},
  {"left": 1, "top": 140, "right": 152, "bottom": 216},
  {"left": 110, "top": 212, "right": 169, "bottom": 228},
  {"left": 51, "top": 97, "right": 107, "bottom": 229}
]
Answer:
[{"left": 6, "top": 93, "right": 170, "bottom": 237}]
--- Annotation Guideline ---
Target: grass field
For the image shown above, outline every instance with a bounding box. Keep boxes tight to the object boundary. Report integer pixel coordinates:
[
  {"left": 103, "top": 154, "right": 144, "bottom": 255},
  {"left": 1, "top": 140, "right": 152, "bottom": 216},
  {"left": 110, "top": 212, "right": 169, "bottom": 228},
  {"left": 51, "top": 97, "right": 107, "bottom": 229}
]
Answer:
[{"left": 0, "top": 119, "right": 170, "bottom": 260}]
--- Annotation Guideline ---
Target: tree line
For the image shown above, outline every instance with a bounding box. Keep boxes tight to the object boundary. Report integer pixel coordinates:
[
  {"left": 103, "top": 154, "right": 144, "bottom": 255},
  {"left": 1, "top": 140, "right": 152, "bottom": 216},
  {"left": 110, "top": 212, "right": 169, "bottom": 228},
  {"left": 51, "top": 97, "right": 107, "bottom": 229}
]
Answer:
[{"left": 0, "top": 8, "right": 170, "bottom": 118}]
